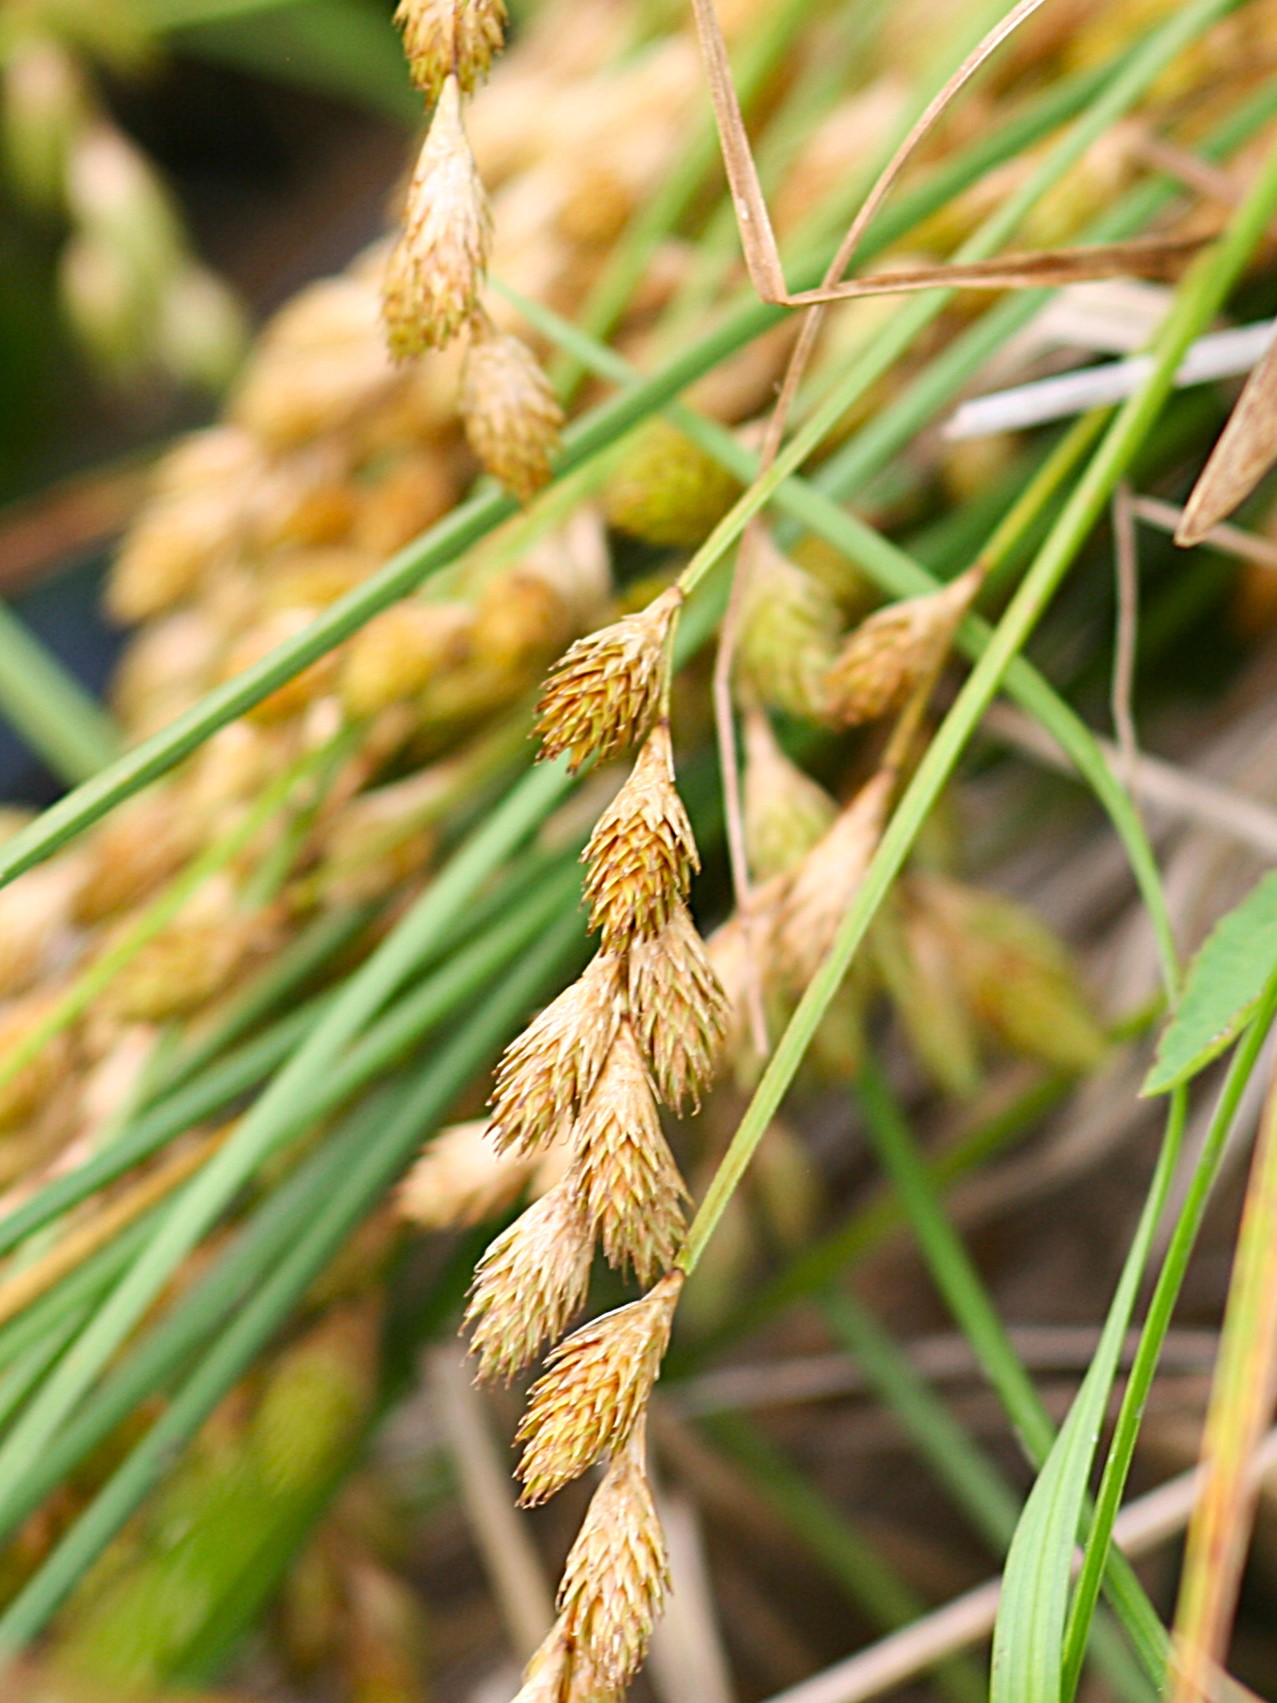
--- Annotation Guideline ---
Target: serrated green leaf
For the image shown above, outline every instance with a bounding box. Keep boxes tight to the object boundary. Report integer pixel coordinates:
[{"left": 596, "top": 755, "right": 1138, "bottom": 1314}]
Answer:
[{"left": 1144, "top": 871, "right": 1277, "bottom": 1096}]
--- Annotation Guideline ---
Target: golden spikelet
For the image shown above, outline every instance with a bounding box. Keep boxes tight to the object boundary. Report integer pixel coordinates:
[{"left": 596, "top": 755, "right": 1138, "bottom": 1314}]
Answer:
[
  {"left": 824, "top": 567, "right": 980, "bottom": 728},
  {"left": 394, "top": 0, "right": 507, "bottom": 101},
  {"left": 581, "top": 722, "right": 698, "bottom": 951},
  {"left": 397, "top": 1118, "right": 538, "bottom": 1230},
  {"left": 776, "top": 770, "right": 892, "bottom": 989},
  {"left": 511, "top": 1622, "right": 621, "bottom": 1703},
  {"left": 516, "top": 1273, "right": 682, "bottom": 1505},
  {"left": 626, "top": 902, "right": 727, "bottom": 1112},
  {"left": 382, "top": 76, "right": 492, "bottom": 358},
  {"left": 534, "top": 586, "right": 682, "bottom": 774},
  {"left": 557, "top": 1424, "right": 669, "bottom": 1689},
  {"left": 460, "top": 313, "right": 564, "bottom": 502},
  {"left": 571, "top": 1020, "right": 686, "bottom": 1285},
  {"left": 742, "top": 708, "right": 837, "bottom": 882},
  {"left": 464, "top": 1179, "right": 594, "bottom": 1382},
  {"left": 488, "top": 952, "right": 623, "bottom": 1155}
]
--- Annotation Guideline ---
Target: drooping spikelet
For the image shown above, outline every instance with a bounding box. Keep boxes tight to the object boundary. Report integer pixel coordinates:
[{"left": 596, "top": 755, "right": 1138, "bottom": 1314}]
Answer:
[
  {"left": 393, "top": 0, "right": 507, "bottom": 101},
  {"left": 626, "top": 902, "right": 727, "bottom": 1112},
  {"left": 534, "top": 585, "right": 682, "bottom": 773},
  {"left": 738, "top": 530, "right": 841, "bottom": 722},
  {"left": 464, "top": 1180, "right": 594, "bottom": 1382},
  {"left": 824, "top": 567, "right": 980, "bottom": 728},
  {"left": 512, "top": 1620, "right": 620, "bottom": 1703},
  {"left": 742, "top": 708, "right": 837, "bottom": 882},
  {"left": 460, "top": 313, "right": 563, "bottom": 502},
  {"left": 582, "top": 722, "right": 698, "bottom": 950},
  {"left": 397, "top": 1118, "right": 539, "bottom": 1230},
  {"left": 776, "top": 770, "right": 893, "bottom": 989},
  {"left": 488, "top": 952, "right": 622, "bottom": 1155},
  {"left": 571, "top": 1020, "right": 686, "bottom": 1285},
  {"left": 516, "top": 1273, "right": 682, "bottom": 1505},
  {"left": 557, "top": 1424, "right": 669, "bottom": 1689},
  {"left": 382, "top": 76, "right": 492, "bottom": 358}
]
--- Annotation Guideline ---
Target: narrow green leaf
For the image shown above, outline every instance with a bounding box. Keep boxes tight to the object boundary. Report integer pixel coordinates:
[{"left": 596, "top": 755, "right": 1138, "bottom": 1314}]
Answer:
[{"left": 1144, "top": 870, "right": 1277, "bottom": 1095}]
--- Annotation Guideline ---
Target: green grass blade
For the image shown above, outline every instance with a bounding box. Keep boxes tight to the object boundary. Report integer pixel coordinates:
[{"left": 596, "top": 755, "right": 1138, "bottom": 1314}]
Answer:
[{"left": 0, "top": 908, "right": 582, "bottom": 1657}]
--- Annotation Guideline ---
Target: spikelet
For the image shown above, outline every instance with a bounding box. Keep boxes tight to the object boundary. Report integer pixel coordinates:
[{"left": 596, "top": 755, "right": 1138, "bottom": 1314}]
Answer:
[
  {"left": 394, "top": 0, "right": 507, "bottom": 101},
  {"left": 824, "top": 567, "right": 980, "bottom": 728},
  {"left": 582, "top": 723, "right": 698, "bottom": 951},
  {"left": 511, "top": 1621, "right": 621, "bottom": 1703},
  {"left": 488, "top": 952, "right": 623, "bottom": 1155},
  {"left": 461, "top": 312, "right": 563, "bottom": 502},
  {"left": 339, "top": 600, "right": 473, "bottom": 718},
  {"left": 742, "top": 708, "right": 837, "bottom": 881},
  {"left": 557, "top": 1424, "right": 669, "bottom": 1689},
  {"left": 601, "top": 418, "right": 742, "bottom": 547},
  {"left": 397, "top": 1117, "right": 538, "bottom": 1229},
  {"left": 626, "top": 902, "right": 727, "bottom": 1112},
  {"left": 776, "top": 771, "right": 892, "bottom": 989},
  {"left": 464, "top": 1179, "right": 594, "bottom": 1381},
  {"left": 738, "top": 530, "right": 841, "bottom": 721},
  {"left": 382, "top": 77, "right": 492, "bottom": 358},
  {"left": 516, "top": 1273, "right": 682, "bottom": 1505},
  {"left": 534, "top": 586, "right": 682, "bottom": 773},
  {"left": 571, "top": 1020, "right": 686, "bottom": 1285}
]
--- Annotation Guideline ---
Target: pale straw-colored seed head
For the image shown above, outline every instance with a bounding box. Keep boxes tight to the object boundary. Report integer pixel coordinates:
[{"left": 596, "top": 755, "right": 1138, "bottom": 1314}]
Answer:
[
  {"left": 557, "top": 1423, "right": 669, "bottom": 1689},
  {"left": 534, "top": 585, "right": 682, "bottom": 774},
  {"left": 489, "top": 952, "right": 623, "bottom": 1156},
  {"left": 824, "top": 566, "right": 980, "bottom": 728},
  {"left": 394, "top": 0, "right": 507, "bottom": 101},
  {"left": 582, "top": 722, "right": 698, "bottom": 951},
  {"left": 516, "top": 1272, "right": 683, "bottom": 1505},
  {"left": 776, "top": 770, "right": 892, "bottom": 990},
  {"left": 626, "top": 901, "right": 728, "bottom": 1113},
  {"left": 382, "top": 76, "right": 492, "bottom": 358},
  {"left": 742, "top": 708, "right": 838, "bottom": 882},
  {"left": 461, "top": 313, "right": 563, "bottom": 502},
  {"left": 463, "top": 1178, "right": 594, "bottom": 1382},
  {"left": 570, "top": 1019, "right": 687, "bottom": 1285},
  {"left": 397, "top": 1118, "right": 538, "bottom": 1230},
  {"left": 511, "top": 1620, "right": 622, "bottom": 1703},
  {"left": 340, "top": 599, "right": 473, "bottom": 719},
  {"left": 738, "top": 530, "right": 841, "bottom": 722}
]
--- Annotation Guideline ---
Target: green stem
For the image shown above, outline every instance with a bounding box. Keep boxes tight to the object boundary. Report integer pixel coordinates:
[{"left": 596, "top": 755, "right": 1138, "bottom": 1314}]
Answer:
[{"left": 0, "top": 603, "right": 120, "bottom": 784}]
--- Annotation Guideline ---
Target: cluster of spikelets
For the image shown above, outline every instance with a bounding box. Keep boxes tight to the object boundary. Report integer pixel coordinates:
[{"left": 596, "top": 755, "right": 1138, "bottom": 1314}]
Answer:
[
  {"left": 0, "top": 10, "right": 245, "bottom": 388},
  {"left": 458, "top": 588, "right": 730, "bottom": 1701},
  {"left": 383, "top": 0, "right": 564, "bottom": 502}
]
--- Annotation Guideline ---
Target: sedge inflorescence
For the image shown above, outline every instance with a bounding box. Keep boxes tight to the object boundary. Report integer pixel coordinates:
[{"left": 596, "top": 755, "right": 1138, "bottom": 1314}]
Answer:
[
  {"left": 466, "top": 584, "right": 730, "bottom": 1700},
  {"left": 383, "top": 0, "right": 564, "bottom": 501}
]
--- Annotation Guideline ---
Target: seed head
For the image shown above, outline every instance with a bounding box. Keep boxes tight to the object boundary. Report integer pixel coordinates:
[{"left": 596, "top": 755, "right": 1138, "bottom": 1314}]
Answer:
[
  {"left": 339, "top": 600, "right": 473, "bottom": 718},
  {"left": 738, "top": 530, "right": 841, "bottom": 722},
  {"left": 571, "top": 1020, "right": 686, "bottom": 1285},
  {"left": 558, "top": 1425, "right": 669, "bottom": 1689},
  {"left": 382, "top": 77, "right": 492, "bottom": 358},
  {"left": 398, "top": 1118, "right": 538, "bottom": 1230},
  {"left": 742, "top": 708, "right": 837, "bottom": 881},
  {"left": 394, "top": 0, "right": 507, "bottom": 101},
  {"left": 914, "top": 873, "right": 1107, "bottom": 1074},
  {"left": 512, "top": 1621, "right": 621, "bottom": 1703},
  {"left": 627, "top": 903, "right": 727, "bottom": 1113},
  {"left": 461, "top": 314, "right": 563, "bottom": 502},
  {"left": 602, "top": 418, "right": 742, "bottom": 547},
  {"left": 516, "top": 1272, "right": 682, "bottom": 1505},
  {"left": 464, "top": 1180, "right": 594, "bottom": 1382},
  {"left": 776, "top": 771, "right": 892, "bottom": 989},
  {"left": 582, "top": 723, "right": 698, "bottom": 951},
  {"left": 534, "top": 586, "right": 682, "bottom": 774},
  {"left": 824, "top": 567, "right": 979, "bottom": 727},
  {"left": 489, "top": 953, "right": 623, "bottom": 1156}
]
